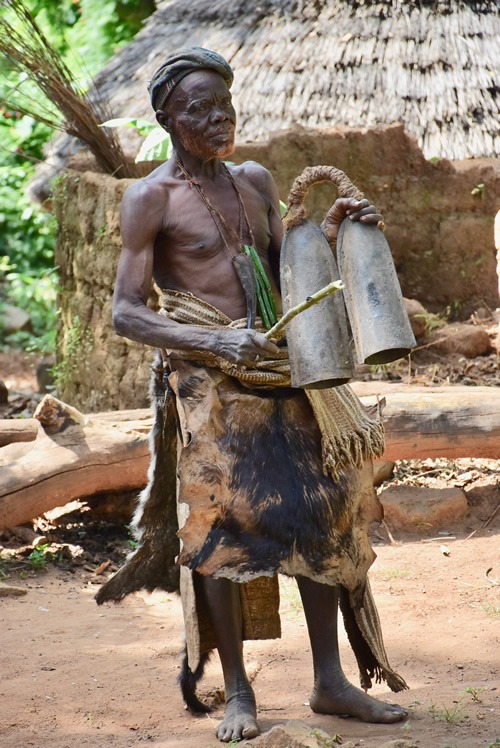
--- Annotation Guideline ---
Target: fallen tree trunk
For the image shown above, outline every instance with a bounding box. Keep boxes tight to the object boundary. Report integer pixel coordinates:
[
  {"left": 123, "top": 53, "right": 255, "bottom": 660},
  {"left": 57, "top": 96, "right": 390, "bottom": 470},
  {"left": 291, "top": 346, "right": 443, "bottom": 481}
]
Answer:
[
  {"left": 0, "top": 419, "right": 40, "bottom": 447},
  {"left": 0, "top": 395, "right": 152, "bottom": 530},
  {"left": 352, "top": 382, "right": 500, "bottom": 461},
  {"left": 1, "top": 385, "right": 499, "bottom": 530}
]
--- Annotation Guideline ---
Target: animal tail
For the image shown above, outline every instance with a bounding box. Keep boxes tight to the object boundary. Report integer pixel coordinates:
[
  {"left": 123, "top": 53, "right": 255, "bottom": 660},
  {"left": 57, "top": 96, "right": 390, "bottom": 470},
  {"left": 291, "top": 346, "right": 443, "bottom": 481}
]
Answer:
[{"left": 178, "top": 646, "right": 212, "bottom": 713}]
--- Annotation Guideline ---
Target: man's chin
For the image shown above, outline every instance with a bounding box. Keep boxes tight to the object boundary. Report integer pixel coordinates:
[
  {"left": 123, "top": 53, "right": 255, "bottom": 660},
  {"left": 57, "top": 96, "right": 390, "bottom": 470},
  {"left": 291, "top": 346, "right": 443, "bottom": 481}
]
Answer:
[
  {"left": 217, "top": 143, "right": 235, "bottom": 158},
  {"left": 211, "top": 139, "right": 235, "bottom": 158}
]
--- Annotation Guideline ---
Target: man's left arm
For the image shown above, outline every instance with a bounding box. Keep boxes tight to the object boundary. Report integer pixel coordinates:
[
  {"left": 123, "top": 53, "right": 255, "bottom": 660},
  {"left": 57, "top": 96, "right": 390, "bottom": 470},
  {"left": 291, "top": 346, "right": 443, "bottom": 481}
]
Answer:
[{"left": 258, "top": 168, "right": 283, "bottom": 287}]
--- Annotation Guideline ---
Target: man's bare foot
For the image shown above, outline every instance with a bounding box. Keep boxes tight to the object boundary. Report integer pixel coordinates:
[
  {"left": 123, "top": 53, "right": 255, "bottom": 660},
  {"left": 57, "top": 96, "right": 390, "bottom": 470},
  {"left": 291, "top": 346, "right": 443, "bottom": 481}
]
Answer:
[
  {"left": 310, "top": 677, "right": 408, "bottom": 724},
  {"left": 216, "top": 688, "right": 259, "bottom": 742}
]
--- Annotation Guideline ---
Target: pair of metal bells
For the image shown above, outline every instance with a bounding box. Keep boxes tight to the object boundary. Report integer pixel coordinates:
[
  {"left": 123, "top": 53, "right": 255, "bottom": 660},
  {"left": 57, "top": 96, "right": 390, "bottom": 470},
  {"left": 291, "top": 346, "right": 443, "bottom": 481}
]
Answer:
[{"left": 281, "top": 217, "right": 416, "bottom": 389}]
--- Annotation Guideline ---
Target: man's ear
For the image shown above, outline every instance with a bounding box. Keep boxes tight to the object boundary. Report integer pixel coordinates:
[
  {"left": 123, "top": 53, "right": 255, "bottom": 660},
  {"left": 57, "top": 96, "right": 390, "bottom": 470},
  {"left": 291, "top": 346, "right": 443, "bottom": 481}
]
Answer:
[{"left": 156, "top": 109, "right": 170, "bottom": 132}]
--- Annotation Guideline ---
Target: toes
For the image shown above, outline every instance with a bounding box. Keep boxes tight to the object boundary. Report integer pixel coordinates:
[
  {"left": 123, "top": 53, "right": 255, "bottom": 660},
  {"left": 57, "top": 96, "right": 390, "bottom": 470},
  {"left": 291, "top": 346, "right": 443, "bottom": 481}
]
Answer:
[
  {"left": 389, "top": 703, "right": 408, "bottom": 715},
  {"left": 384, "top": 704, "right": 408, "bottom": 723},
  {"left": 216, "top": 721, "right": 259, "bottom": 743},
  {"left": 242, "top": 722, "right": 259, "bottom": 739},
  {"left": 216, "top": 725, "right": 232, "bottom": 742}
]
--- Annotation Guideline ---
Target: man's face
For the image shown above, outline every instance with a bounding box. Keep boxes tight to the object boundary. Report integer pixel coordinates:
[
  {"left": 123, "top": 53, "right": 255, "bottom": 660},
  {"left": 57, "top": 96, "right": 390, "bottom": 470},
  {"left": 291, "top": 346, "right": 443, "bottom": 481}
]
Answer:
[{"left": 160, "top": 70, "right": 236, "bottom": 159}]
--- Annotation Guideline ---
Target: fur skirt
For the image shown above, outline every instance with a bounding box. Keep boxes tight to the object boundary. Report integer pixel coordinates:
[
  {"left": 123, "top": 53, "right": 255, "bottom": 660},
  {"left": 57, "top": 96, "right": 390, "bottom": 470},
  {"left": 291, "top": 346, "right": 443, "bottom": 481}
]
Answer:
[{"left": 170, "top": 358, "right": 382, "bottom": 596}]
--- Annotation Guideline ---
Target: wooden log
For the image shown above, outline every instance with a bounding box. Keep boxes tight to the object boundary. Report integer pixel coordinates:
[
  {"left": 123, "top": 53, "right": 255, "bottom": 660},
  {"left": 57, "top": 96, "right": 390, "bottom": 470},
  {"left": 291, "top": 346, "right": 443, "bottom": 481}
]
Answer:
[
  {"left": 0, "top": 395, "right": 151, "bottom": 531},
  {"left": 0, "top": 419, "right": 40, "bottom": 447},
  {"left": 352, "top": 383, "right": 500, "bottom": 461},
  {"left": 1, "top": 386, "right": 499, "bottom": 531}
]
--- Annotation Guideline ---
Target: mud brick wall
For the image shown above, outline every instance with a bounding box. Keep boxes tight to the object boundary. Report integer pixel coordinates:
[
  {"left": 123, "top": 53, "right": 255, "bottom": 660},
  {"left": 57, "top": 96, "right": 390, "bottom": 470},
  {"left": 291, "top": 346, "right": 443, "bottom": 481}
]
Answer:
[
  {"left": 234, "top": 123, "right": 500, "bottom": 314},
  {"left": 53, "top": 124, "right": 500, "bottom": 411},
  {"left": 54, "top": 172, "right": 154, "bottom": 411}
]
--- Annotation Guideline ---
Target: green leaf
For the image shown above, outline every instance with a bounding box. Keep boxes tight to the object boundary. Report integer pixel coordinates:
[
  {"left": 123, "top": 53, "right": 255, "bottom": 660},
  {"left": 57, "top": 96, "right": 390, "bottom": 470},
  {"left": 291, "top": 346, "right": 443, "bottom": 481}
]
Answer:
[
  {"left": 135, "top": 128, "right": 172, "bottom": 162},
  {"left": 100, "top": 117, "right": 159, "bottom": 136}
]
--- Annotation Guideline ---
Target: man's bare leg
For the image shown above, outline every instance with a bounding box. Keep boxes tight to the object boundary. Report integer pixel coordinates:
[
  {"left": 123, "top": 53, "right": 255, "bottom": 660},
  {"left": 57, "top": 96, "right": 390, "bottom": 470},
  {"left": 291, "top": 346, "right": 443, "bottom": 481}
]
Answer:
[
  {"left": 195, "top": 574, "right": 259, "bottom": 742},
  {"left": 296, "top": 576, "right": 407, "bottom": 723}
]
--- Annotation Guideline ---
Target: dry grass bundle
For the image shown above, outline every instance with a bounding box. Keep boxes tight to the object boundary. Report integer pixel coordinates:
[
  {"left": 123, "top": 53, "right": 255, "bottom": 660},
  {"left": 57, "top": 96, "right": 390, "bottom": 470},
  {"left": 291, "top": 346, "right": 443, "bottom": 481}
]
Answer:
[{"left": 0, "top": 0, "right": 138, "bottom": 178}]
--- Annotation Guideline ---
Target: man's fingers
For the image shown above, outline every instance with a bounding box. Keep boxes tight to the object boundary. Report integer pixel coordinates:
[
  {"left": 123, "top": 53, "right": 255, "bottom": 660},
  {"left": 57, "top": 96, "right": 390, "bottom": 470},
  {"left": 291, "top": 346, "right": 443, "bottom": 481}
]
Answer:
[
  {"left": 256, "top": 337, "right": 280, "bottom": 355},
  {"left": 234, "top": 330, "right": 279, "bottom": 365},
  {"left": 345, "top": 198, "right": 369, "bottom": 214},
  {"left": 360, "top": 212, "right": 384, "bottom": 224},
  {"left": 347, "top": 204, "right": 377, "bottom": 220}
]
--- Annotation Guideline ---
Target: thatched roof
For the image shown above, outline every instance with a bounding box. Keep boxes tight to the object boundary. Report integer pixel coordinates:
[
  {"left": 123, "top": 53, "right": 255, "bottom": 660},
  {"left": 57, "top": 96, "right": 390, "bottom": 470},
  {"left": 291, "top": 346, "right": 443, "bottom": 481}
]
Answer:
[
  {"left": 94, "top": 0, "right": 499, "bottom": 161},
  {"left": 28, "top": 0, "right": 499, "bottom": 203}
]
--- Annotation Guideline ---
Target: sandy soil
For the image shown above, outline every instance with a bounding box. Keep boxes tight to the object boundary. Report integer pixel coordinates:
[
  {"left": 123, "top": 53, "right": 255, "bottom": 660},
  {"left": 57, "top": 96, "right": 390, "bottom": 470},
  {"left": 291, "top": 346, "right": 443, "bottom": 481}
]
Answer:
[
  {"left": 1, "top": 321, "right": 499, "bottom": 748},
  {"left": 1, "top": 505, "right": 499, "bottom": 748}
]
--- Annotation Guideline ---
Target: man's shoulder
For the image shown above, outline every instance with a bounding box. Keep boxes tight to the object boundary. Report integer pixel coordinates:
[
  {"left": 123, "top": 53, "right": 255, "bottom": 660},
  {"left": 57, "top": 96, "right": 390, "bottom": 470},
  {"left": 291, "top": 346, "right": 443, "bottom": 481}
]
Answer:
[
  {"left": 231, "top": 160, "right": 274, "bottom": 194},
  {"left": 233, "top": 159, "right": 270, "bottom": 179},
  {"left": 123, "top": 161, "right": 176, "bottom": 206}
]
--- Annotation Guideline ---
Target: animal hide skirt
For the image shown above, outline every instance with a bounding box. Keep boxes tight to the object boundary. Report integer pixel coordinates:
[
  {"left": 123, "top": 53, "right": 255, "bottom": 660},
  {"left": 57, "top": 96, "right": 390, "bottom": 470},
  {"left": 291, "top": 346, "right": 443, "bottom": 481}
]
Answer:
[
  {"left": 171, "top": 359, "right": 381, "bottom": 591},
  {"left": 96, "top": 355, "right": 407, "bottom": 692}
]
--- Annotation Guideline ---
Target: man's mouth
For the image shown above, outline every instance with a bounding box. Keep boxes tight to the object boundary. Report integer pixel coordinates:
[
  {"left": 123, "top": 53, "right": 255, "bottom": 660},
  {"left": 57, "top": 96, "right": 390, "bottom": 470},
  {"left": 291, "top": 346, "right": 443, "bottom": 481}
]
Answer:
[{"left": 209, "top": 127, "right": 234, "bottom": 138}]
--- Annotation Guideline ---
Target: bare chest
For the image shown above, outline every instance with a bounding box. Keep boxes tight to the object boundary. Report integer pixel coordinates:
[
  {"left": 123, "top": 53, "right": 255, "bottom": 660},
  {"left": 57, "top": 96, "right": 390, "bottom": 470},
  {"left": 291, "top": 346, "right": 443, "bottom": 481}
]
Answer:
[
  {"left": 151, "top": 175, "right": 273, "bottom": 318},
  {"left": 155, "top": 177, "right": 270, "bottom": 265}
]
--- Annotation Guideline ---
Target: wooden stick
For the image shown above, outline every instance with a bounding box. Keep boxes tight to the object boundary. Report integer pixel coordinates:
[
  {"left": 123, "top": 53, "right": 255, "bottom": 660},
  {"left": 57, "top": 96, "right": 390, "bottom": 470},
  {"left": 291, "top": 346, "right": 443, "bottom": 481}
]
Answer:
[{"left": 264, "top": 280, "right": 344, "bottom": 339}]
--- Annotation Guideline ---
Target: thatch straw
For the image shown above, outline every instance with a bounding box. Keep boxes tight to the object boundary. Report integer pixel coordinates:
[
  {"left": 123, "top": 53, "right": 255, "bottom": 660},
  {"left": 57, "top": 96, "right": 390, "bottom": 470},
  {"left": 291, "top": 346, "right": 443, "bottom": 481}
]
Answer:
[
  {"left": 90, "top": 0, "right": 499, "bottom": 162},
  {"left": 0, "top": 0, "right": 137, "bottom": 177}
]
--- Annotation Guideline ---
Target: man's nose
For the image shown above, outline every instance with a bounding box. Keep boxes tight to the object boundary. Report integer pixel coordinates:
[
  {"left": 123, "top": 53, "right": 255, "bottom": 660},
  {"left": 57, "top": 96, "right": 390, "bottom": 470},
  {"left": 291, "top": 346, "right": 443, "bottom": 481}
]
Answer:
[{"left": 211, "top": 106, "right": 229, "bottom": 122}]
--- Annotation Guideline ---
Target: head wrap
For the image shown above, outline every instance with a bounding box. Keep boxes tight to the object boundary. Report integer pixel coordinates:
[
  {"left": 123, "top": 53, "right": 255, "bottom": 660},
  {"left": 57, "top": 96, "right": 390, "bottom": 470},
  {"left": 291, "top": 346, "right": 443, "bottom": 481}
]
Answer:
[{"left": 148, "top": 47, "right": 234, "bottom": 112}]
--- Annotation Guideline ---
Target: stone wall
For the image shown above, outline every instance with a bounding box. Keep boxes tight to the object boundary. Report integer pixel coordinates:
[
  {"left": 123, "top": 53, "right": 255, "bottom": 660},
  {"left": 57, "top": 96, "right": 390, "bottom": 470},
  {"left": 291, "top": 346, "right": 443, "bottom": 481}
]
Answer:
[{"left": 53, "top": 124, "right": 500, "bottom": 411}]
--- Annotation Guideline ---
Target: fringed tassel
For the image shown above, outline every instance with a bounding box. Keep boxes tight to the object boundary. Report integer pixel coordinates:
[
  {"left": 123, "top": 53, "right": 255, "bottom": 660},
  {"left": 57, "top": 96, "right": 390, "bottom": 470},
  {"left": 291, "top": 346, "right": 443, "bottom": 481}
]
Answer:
[
  {"left": 339, "top": 582, "right": 408, "bottom": 694},
  {"left": 306, "top": 386, "right": 385, "bottom": 480}
]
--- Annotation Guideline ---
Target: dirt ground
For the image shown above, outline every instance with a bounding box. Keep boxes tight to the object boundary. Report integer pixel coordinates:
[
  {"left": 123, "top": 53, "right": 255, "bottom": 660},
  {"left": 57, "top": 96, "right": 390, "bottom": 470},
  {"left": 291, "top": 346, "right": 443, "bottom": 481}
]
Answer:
[
  {"left": 0, "top": 333, "right": 499, "bottom": 748},
  {"left": 0, "top": 510, "right": 499, "bottom": 748}
]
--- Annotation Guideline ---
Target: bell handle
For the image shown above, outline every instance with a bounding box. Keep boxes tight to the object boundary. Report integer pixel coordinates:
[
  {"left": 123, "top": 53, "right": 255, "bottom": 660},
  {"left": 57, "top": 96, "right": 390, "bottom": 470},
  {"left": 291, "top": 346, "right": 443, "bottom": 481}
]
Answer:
[{"left": 283, "top": 165, "right": 364, "bottom": 230}]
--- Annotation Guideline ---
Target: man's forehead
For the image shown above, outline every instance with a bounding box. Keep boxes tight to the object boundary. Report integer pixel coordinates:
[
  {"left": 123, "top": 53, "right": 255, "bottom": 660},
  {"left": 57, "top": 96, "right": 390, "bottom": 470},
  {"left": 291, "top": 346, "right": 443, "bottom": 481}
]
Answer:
[{"left": 173, "top": 69, "right": 230, "bottom": 102}]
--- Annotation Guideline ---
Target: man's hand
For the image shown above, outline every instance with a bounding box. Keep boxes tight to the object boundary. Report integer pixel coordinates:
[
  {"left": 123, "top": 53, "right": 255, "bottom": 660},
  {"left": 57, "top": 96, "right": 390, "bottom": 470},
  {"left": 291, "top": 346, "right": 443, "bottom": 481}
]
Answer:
[
  {"left": 212, "top": 329, "right": 280, "bottom": 366},
  {"left": 320, "top": 198, "right": 384, "bottom": 245}
]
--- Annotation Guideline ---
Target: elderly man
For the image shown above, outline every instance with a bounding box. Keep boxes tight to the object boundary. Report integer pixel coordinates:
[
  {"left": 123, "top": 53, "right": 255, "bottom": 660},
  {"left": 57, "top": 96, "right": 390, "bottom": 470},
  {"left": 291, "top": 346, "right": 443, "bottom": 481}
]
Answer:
[{"left": 101, "top": 47, "right": 408, "bottom": 742}]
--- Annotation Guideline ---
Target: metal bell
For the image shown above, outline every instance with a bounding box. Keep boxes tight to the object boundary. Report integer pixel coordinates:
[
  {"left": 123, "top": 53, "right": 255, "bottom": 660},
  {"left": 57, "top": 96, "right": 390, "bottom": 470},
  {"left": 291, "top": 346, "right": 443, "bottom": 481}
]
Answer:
[
  {"left": 281, "top": 220, "right": 354, "bottom": 389},
  {"left": 337, "top": 220, "right": 416, "bottom": 365}
]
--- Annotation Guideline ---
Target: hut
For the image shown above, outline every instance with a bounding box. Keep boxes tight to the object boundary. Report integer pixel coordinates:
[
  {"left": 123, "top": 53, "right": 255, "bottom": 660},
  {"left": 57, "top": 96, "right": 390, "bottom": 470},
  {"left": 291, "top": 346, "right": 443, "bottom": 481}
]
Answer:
[
  {"left": 30, "top": 0, "right": 499, "bottom": 201},
  {"left": 80, "top": 0, "right": 500, "bottom": 160}
]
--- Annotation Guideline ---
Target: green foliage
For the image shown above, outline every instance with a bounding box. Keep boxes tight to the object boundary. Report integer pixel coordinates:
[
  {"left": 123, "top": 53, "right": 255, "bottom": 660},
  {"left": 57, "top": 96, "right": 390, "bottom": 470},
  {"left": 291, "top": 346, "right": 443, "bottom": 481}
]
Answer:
[
  {"left": 0, "top": 0, "right": 155, "bottom": 352},
  {"left": 28, "top": 543, "right": 60, "bottom": 570},
  {"left": 0, "top": 114, "right": 58, "bottom": 351},
  {"left": 2, "top": 0, "right": 155, "bottom": 84},
  {"left": 461, "top": 686, "right": 490, "bottom": 702},
  {"left": 52, "top": 314, "right": 93, "bottom": 390},
  {"left": 429, "top": 700, "right": 468, "bottom": 724},
  {"left": 470, "top": 182, "right": 485, "bottom": 197},
  {"left": 414, "top": 310, "right": 447, "bottom": 335},
  {"left": 310, "top": 730, "right": 342, "bottom": 746},
  {"left": 102, "top": 117, "right": 172, "bottom": 162}
]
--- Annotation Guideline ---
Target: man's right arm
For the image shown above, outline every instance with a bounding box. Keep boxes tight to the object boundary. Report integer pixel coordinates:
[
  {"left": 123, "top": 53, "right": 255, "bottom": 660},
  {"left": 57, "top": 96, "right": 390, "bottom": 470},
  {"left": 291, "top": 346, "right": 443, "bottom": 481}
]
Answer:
[
  {"left": 112, "top": 179, "right": 196, "bottom": 349},
  {"left": 113, "top": 180, "right": 278, "bottom": 364}
]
